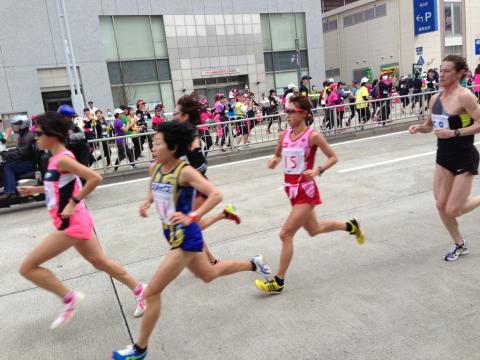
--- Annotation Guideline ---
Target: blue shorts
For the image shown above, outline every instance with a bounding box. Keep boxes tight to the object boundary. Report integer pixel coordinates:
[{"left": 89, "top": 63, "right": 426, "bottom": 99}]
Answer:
[{"left": 163, "top": 222, "right": 204, "bottom": 252}]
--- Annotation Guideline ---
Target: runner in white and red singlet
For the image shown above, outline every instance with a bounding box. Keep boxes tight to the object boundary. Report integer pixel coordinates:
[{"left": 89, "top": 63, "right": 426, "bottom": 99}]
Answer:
[{"left": 255, "top": 95, "right": 365, "bottom": 294}]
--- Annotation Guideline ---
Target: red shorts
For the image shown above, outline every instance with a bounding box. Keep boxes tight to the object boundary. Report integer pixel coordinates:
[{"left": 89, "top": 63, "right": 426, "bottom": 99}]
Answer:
[{"left": 284, "top": 182, "right": 322, "bottom": 206}]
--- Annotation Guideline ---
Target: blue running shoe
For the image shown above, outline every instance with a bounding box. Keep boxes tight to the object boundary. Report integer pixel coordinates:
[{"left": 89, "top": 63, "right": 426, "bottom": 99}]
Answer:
[{"left": 112, "top": 345, "right": 147, "bottom": 360}]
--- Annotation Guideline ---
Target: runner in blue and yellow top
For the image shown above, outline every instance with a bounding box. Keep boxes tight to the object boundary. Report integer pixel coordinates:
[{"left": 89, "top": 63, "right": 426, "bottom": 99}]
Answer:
[
  {"left": 112, "top": 121, "right": 272, "bottom": 360},
  {"left": 150, "top": 159, "right": 203, "bottom": 252}
]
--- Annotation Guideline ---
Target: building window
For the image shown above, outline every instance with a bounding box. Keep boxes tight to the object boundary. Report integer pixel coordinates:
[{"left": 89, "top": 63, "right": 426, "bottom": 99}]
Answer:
[
  {"left": 261, "top": 13, "right": 309, "bottom": 92},
  {"left": 353, "top": 68, "right": 368, "bottom": 83},
  {"left": 99, "top": 15, "right": 174, "bottom": 110},
  {"left": 326, "top": 68, "right": 340, "bottom": 78},
  {"left": 343, "top": 3, "right": 387, "bottom": 27},
  {"left": 321, "top": 0, "right": 360, "bottom": 12},
  {"left": 445, "top": 2, "right": 462, "bottom": 37},
  {"left": 323, "top": 19, "right": 338, "bottom": 33},
  {"left": 444, "top": 45, "right": 463, "bottom": 56}
]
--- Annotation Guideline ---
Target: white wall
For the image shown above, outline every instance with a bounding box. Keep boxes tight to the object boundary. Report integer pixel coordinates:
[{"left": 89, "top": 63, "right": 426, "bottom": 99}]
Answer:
[{"left": 464, "top": 0, "right": 480, "bottom": 71}]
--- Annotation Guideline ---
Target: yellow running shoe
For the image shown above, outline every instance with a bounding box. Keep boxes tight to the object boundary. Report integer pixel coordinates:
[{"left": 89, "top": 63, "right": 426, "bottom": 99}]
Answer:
[
  {"left": 224, "top": 203, "right": 241, "bottom": 224},
  {"left": 347, "top": 218, "right": 365, "bottom": 245},
  {"left": 255, "top": 279, "right": 284, "bottom": 294}
]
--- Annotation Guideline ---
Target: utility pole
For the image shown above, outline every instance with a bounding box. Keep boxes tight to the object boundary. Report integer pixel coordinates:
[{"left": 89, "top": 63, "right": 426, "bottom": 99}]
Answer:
[
  {"left": 55, "top": 0, "right": 84, "bottom": 114},
  {"left": 295, "top": 38, "right": 301, "bottom": 85}
]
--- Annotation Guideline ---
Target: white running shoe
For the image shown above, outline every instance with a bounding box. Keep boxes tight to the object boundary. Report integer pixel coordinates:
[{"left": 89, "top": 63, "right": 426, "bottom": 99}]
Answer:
[
  {"left": 50, "top": 291, "right": 85, "bottom": 329},
  {"left": 134, "top": 284, "right": 147, "bottom": 318},
  {"left": 252, "top": 255, "right": 272, "bottom": 277}
]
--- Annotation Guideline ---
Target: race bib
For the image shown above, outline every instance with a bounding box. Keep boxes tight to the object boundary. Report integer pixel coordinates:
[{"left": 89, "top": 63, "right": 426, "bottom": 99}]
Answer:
[
  {"left": 44, "top": 181, "right": 56, "bottom": 210},
  {"left": 152, "top": 182, "right": 175, "bottom": 224},
  {"left": 282, "top": 148, "right": 306, "bottom": 175},
  {"left": 431, "top": 114, "right": 450, "bottom": 130}
]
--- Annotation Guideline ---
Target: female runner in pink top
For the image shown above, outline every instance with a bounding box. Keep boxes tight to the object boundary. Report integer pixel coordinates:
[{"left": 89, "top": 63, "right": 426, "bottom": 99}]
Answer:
[
  {"left": 18, "top": 112, "right": 147, "bottom": 329},
  {"left": 255, "top": 95, "right": 365, "bottom": 294}
]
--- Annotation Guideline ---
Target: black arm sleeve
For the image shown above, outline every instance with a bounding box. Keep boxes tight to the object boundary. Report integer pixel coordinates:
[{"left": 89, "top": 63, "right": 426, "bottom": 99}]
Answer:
[{"left": 186, "top": 147, "right": 208, "bottom": 176}]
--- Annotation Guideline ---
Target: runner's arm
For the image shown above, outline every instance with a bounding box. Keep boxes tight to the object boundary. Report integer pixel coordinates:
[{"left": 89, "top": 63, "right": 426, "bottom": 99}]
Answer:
[
  {"left": 410, "top": 95, "right": 435, "bottom": 134},
  {"left": 179, "top": 166, "right": 222, "bottom": 218},
  {"left": 268, "top": 131, "right": 285, "bottom": 169},
  {"left": 139, "top": 166, "right": 154, "bottom": 217},
  {"left": 310, "top": 131, "right": 338, "bottom": 175},
  {"left": 57, "top": 156, "right": 102, "bottom": 201},
  {"left": 457, "top": 91, "right": 480, "bottom": 136}
]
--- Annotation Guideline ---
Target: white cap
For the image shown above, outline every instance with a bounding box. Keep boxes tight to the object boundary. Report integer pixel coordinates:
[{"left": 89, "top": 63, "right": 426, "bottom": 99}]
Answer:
[
  {"left": 328, "top": 78, "right": 335, "bottom": 83},
  {"left": 360, "top": 77, "right": 369, "bottom": 84},
  {"left": 113, "top": 108, "right": 124, "bottom": 115},
  {"left": 287, "top": 83, "right": 297, "bottom": 90}
]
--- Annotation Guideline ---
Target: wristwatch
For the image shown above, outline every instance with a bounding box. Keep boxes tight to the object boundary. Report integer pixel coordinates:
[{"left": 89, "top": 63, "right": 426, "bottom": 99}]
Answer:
[
  {"left": 71, "top": 196, "right": 81, "bottom": 204},
  {"left": 188, "top": 211, "right": 200, "bottom": 222},
  {"left": 454, "top": 129, "right": 461, "bottom": 137},
  {"left": 317, "top": 166, "right": 325, "bottom": 176}
]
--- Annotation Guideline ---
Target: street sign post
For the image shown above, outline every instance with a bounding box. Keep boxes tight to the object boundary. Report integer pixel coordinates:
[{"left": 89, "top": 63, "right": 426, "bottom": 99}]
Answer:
[
  {"left": 413, "top": 0, "right": 438, "bottom": 35},
  {"left": 413, "top": 64, "right": 423, "bottom": 75}
]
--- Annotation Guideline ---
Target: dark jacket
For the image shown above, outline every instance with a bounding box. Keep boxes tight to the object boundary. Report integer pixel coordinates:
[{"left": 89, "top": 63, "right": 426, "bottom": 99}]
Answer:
[
  {"left": 66, "top": 122, "right": 90, "bottom": 167},
  {"left": 2, "top": 129, "right": 35, "bottom": 163}
]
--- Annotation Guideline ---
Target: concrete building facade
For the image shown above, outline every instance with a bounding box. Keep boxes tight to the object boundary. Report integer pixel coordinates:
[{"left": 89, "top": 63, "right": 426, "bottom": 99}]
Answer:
[
  {"left": 322, "top": 0, "right": 479, "bottom": 84},
  {"left": 0, "top": 0, "right": 325, "bottom": 120}
]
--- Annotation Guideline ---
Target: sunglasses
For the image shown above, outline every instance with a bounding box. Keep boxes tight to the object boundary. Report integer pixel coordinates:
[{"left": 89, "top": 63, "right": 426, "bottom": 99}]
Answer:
[{"left": 285, "top": 108, "right": 305, "bottom": 114}]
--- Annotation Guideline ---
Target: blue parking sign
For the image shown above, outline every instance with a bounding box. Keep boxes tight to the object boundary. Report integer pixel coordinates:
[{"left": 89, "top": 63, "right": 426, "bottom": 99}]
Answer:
[
  {"left": 414, "top": 0, "right": 438, "bottom": 35},
  {"left": 476, "top": 39, "right": 480, "bottom": 55}
]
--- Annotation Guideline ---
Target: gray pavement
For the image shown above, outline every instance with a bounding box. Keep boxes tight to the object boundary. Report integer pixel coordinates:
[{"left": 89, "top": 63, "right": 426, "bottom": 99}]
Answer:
[{"left": 2, "top": 130, "right": 480, "bottom": 359}]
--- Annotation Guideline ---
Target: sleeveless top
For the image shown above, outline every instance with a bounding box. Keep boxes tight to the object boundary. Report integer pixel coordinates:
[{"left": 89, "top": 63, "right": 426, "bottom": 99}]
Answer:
[
  {"left": 44, "top": 149, "right": 86, "bottom": 218},
  {"left": 282, "top": 127, "right": 317, "bottom": 199},
  {"left": 431, "top": 94, "right": 474, "bottom": 154},
  {"left": 151, "top": 160, "right": 196, "bottom": 228}
]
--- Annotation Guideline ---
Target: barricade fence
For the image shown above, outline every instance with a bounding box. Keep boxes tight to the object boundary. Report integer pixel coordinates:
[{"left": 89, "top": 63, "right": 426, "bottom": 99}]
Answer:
[{"left": 88, "top": 87, "right": 480, "bottom": 174}]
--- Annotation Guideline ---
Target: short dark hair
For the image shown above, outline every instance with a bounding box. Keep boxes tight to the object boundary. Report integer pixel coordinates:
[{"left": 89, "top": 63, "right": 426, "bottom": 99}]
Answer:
[
  {"left": 156, "top": 120, "right": 194, "bottom": 158},
  {"left": 35, "top": 112, "right": 70, "bottom": 142},
  {"left": 443, "top": 55, "right": 468, "bottom": 79},
  {"left": 83, "top": 107, "right": 90, "bottom": 113},
  {"left": 95, "top": 110, "right": 103, "bottom": 116},
  {"left": 177, "top": 94, "right": 202, "bottom": 126}
]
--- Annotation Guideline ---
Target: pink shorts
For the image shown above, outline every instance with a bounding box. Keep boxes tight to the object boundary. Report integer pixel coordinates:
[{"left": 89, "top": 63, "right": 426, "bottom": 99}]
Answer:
[
  {"left": 51, "top": 208, "right": 94, "bottom": 240},
  {"left": 285, "top": 182, "right": 322, "bottom": 207}
]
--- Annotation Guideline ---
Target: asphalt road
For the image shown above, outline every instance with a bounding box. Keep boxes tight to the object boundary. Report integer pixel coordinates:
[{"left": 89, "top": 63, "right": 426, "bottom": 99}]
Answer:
[{"left": 2, "top": 130, "right": 480, "bottom": 360}]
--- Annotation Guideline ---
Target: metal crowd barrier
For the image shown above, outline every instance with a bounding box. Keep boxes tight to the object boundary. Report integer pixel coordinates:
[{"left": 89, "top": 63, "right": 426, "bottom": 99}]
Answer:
[{"left": 88, "top": 87, "right": 480, "bottom": 174}]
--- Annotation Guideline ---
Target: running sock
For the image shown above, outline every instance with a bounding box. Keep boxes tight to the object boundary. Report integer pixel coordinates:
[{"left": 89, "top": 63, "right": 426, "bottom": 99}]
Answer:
[
  {"left": 275, "top": 276, "right": 284, "bottom": 286},
  {"left": 133, "top": 344, "right": 147, "bottom": 354},
  {"left": 345, "top": 222, "right": 353, "bottom": 233},
  {"left": 63, "top": 290, "right": 75, "bottom": 305},
  {"left": 250, "top": 260, "right": 256, "bottom": 271},
  {"left": 133, "top": 283, "right": 144, "bottom": 296}
]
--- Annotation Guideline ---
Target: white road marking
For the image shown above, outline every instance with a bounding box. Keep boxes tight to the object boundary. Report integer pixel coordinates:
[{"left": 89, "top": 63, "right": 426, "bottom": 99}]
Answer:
[
  {"left": 337, "top": 151, "right": 436, "bottom": 173},
  {"left": 97, "top": 130, "right": 409, "bottom": 189},
  {"left": 338, "top": 140, "right": 480, "bottom": 173}
]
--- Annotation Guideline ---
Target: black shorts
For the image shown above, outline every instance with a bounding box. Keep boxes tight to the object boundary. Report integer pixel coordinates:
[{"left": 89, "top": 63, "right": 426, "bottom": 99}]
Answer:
[
  {"left": 436, "top": 147, "right": 479, "bottom": 176},
  {"left": 401, "top": 96, "right": 410, "bottom": 107},
  {"left": 236, "top": 119, "right": 249, "bottom": 135}
]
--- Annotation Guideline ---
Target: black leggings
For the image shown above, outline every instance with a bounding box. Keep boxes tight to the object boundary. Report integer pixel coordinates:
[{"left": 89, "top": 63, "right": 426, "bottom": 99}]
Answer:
[
  {"left": 267, "top": 113, "right": 281, "bottom": 132},
  {"left": 357, "top": 107, "right": 370, "bottom": 124},
  {"left": 200, "top": 129, "right": 213, "bottom": 155}
]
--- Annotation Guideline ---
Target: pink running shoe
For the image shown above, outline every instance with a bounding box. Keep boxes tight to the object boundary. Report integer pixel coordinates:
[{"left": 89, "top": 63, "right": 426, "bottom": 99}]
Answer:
[
  {"left": 50, "top": 291, "right": 85, "bottom": 329},
  {"left": 134, "top": 284, "right": 147, "bottom": 318}
]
